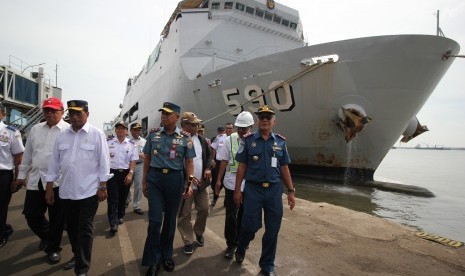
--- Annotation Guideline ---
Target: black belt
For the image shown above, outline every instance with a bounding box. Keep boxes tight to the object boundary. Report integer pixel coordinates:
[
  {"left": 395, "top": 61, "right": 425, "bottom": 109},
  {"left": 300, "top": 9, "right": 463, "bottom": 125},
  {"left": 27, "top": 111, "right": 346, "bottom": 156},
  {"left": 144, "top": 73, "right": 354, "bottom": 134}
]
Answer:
[
  {"left": 250, "top": 181, "right": 276, "bottom": 188},
  {"left": 110, "top": 168, "right": 129, "bottom": 173},
  {"left": 152, "top": 167, "right": 180, "bottom": 174}
]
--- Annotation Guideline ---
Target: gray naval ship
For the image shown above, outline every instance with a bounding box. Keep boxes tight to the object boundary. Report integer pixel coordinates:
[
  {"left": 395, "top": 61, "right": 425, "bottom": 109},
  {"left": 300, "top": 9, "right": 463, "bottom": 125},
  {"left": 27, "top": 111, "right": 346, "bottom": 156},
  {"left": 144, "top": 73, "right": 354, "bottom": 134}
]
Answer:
[{"left": 107, "top": 0, "right": 460, "bottom": 183}]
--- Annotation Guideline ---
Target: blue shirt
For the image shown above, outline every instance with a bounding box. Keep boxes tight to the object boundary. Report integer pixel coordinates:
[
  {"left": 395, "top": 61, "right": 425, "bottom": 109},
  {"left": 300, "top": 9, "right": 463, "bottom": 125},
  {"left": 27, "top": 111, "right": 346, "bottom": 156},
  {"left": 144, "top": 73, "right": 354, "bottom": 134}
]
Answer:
[
  {"left": 235, "top": 131, "right": 290, "bottom": 183},
  {"left": 143, "top": 126, "right": 196, "bottom": 170}
]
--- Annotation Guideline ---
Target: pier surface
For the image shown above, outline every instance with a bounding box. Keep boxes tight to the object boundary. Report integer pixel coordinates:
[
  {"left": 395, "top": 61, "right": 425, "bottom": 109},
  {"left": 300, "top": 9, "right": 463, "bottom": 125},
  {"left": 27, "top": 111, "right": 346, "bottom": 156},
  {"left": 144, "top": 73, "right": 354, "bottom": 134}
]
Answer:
[{"left": 1, "top": 189, "right": 464, "bottom": 275}]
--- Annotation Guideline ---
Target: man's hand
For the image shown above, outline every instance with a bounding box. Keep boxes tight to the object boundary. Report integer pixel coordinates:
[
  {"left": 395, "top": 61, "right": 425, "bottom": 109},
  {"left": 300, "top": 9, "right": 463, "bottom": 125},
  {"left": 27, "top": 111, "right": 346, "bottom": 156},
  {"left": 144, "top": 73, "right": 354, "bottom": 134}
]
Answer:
[
  {"left": 124, "top": 173, "right": 133, "bottom": 185},
  {"left": 45, "top": 188, "right": 54, "bottom": 205},
  {"left": 287, "top": 192, "right": 295, "bottom": 210},
  {"left": 97, "top": 189, "right": 107, "bottom": 202},
  {"left": 143, "top": 180, "right": 148, "bottom": 198},
  {"left": 11, "top": 179, "right": 25, "bottom": 193},
  {"left": 233, "top": 189, "right": 242, "bottom": 208}
]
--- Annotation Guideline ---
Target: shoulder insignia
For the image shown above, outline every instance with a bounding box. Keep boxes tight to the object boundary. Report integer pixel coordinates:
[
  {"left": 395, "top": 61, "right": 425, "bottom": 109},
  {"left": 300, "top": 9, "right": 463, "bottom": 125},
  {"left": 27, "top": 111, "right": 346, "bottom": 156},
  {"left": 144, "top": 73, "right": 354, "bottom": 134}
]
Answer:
[
  {"left": 276, "top": 133, "right": 286, "bottom": 140},
  {"left": 243, "top": 132, "right": 253, "bottom": 138},
  {"left": 6, "top": 125, "right": 17, "bottom": 132},
  {"left": 149, "top": 127, "right": 160, "bottom": 133}
]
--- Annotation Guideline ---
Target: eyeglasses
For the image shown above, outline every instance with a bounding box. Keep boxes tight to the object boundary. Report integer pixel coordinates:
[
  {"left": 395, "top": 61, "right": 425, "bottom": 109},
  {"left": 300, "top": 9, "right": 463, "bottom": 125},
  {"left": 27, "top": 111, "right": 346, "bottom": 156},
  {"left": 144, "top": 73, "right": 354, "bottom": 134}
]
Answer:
[
  {"left": 258, "top": 114, "right": 274, "bottom": 121},
  {"left": 68, "top": 110, "right": 85, "bottom": 117}
]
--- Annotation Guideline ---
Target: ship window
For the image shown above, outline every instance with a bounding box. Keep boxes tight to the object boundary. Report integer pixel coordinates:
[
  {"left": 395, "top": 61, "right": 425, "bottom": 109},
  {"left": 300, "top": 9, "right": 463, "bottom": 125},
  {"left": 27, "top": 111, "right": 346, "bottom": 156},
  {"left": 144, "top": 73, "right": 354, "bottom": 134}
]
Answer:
[
  {"left": 281, "top": 19, "right": 289, "bottom": 27},
  {"left": 273, "top": 15, "right": 281, "bottom": 24},
  {"left": 211, "top": 2, "right": 220, "bottom": 10},
  {"left": 235, "top": 3, "right": 245, "bottom": 11},
  {"left": 264, "top": 11, "right": 273, "bottom": 21},
  {"left": 245, "top": 6, "right": 254, "bottom": 15},
  {"left": 290, "top": 22, "right": 297, "bottom": 30},
  {"left": 255, "top": 8, "right": 264, "bottom": 18},
  {"left": 147, "top": 39, "right": 162, "bottom": 73},
  {"left": 224, "top": 2, "right": 233, "bottom": 9}
]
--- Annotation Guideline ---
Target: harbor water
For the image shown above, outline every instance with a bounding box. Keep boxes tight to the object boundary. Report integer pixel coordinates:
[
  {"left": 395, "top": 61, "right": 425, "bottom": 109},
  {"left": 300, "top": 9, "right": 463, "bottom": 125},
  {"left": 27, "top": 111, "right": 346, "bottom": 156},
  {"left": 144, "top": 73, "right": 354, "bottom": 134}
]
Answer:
[{"left": 294, "top": 149, "right": 465, "bottom": 243}]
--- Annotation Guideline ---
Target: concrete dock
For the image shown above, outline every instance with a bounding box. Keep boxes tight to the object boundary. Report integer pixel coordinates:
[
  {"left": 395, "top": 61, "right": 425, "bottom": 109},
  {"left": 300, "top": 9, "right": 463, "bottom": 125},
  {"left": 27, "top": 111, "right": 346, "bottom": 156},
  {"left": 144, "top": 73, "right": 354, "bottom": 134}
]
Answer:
[{"left": 1, "top": 188, "right": 464, "bottom": 275}]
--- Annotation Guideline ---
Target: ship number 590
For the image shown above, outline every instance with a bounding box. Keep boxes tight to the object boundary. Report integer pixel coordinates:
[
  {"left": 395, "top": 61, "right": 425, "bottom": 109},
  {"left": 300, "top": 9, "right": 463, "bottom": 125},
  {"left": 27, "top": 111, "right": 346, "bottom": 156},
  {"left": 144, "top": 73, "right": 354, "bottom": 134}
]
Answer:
[{"left": 222, "top": 81, "right": 296, "bottom": 115}]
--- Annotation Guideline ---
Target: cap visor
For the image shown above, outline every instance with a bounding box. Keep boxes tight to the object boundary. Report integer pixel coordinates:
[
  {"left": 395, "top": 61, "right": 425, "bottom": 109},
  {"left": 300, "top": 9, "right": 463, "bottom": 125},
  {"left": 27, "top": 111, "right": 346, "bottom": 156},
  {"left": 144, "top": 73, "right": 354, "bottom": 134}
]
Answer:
[
  {"left": 68, "top": 107, "right": 84, "bottom": 111},
  {"left": 159, "top": 108, "right": 173, "bottom": 113},
  {"left": 43, "top": 105, "right": 62, "bottom": 110}
]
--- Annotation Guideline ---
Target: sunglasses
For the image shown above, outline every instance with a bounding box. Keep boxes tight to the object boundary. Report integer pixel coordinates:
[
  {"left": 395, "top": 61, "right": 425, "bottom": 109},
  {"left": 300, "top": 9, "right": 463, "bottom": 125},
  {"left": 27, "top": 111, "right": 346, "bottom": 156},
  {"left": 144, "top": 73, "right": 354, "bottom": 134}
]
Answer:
[{"left": 258, "top": 114, "right": 274, "bottom": 121}]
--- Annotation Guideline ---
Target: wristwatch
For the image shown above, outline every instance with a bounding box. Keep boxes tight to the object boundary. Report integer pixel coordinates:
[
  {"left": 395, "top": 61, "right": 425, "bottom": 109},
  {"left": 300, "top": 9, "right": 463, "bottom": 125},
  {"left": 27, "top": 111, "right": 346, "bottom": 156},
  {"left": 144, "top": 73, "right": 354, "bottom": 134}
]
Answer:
[
  {"left": 287, "top": 187, "right": 296, "bottom": 193},
  {"left": 99, "top": 186, "right": 107, "bottom": 190}
]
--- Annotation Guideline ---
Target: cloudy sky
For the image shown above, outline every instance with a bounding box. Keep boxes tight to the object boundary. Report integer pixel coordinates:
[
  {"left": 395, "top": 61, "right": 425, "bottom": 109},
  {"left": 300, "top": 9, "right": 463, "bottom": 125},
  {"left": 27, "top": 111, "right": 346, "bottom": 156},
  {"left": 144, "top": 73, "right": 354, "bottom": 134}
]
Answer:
[{"left": 1, "top": 0, "right": 464, "bottom": 147}]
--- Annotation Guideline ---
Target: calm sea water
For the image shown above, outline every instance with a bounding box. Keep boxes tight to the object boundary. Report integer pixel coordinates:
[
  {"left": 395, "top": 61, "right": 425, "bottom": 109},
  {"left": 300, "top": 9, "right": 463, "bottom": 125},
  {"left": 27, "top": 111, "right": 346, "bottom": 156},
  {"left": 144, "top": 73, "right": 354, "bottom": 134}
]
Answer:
[{"left": 293, "top": 149, "right": 465, "bottom": 243}]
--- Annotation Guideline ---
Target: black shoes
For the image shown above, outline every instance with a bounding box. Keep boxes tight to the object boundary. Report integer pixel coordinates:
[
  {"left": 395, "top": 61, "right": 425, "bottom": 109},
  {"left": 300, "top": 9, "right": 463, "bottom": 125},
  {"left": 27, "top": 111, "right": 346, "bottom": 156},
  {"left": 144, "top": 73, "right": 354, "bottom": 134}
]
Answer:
[
  {"left": 63, "top": 257, "right": 75, "bottom": 270},
  {"left": 145, "top": 264, "right": 160, "bottom": 276},
  {"left": 183, "top": 244, "right": 194, "bottom": 255},
  {"left": 110, "top": 225, "right": 118, "bottom": 234},
  {"left": 118, "top": 218, "right": 124, "bottom": 225},
  {"left": 134, "top": 208, "right": 144, "bottom": 215},
  {"left": 0, "top": 226, "right": 13, "bottom": 248},
  {"left": 260, "top": 271, "right": 276, "bottom": 276},
  {"left": 162, "top": 259, "right": 175, "bottom": 272},
  {"left": 196, "top": 235, "right": 205, "bottom": 247},
  {"left": 48, "top": 252, "right": 61, "bottom": 264},
  {"left": 235, "top": 251, "right": 245, "bottom": 264},
  {"left": 210, "top": 199, "right": 217, "bottom": 207},
  {"left": 224, "top": 246, "right": 236, "bottom": 258}
]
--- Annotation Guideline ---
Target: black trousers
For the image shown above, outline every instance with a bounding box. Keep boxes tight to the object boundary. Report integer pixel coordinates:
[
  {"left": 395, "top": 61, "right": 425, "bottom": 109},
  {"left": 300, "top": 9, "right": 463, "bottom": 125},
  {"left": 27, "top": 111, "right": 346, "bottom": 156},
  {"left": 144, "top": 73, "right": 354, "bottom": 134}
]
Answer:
[
  {"left": 62, "top": 195, "right": 98, "bottom": 274},
  {"left": 224, "top": 188, "right": 243, "bottom": 248},
  {"left": 0, "top": 170, "right": 13, "bottom": 239},
  {"left": 211, "top": 160, "right": 225, "bottom": 201},
  {"left": 107, "top": 169, "right": 130, "bottom": 227},
  {"left": 23, "top": 180, "right": 64, "bottom": 253}
]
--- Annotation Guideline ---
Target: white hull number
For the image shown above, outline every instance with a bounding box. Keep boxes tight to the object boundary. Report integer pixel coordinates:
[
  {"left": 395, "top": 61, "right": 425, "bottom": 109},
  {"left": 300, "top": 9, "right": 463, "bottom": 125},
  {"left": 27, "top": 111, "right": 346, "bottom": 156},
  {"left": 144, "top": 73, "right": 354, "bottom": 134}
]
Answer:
[{"left": 222, "top": 80, "right": 296, "bottom": 115}]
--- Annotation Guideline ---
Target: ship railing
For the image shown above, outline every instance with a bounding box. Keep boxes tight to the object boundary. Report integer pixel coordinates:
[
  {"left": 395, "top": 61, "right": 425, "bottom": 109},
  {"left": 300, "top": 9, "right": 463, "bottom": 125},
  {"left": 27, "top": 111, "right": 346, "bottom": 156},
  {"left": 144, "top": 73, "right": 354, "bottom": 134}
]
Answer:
[{"left": 202, "top": 54, "right": 339, "bottom": 124}]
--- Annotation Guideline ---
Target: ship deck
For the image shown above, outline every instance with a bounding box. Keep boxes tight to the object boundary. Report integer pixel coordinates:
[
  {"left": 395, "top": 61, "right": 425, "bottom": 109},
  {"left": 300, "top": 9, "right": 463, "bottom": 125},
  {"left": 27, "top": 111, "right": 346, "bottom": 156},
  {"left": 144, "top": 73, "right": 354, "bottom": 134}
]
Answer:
[{"left": 2, "top": 187, "right": 464, "bottom": 275}]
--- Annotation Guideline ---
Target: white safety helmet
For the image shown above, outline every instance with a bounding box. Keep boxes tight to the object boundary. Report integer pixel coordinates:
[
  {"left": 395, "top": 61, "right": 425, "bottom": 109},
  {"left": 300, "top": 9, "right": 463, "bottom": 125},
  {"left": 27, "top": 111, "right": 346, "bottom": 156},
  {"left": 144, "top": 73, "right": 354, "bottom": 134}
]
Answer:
[{"left": 235, "top": 111, "right": 254, "bottom": 127}]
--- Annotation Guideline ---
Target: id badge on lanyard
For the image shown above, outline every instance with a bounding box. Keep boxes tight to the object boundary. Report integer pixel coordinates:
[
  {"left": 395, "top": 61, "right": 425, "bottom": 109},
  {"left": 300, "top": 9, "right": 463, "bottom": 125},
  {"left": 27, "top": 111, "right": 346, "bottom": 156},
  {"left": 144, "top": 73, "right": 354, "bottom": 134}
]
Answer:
[{"left": 169, "top": 144, "right": 176, "bottom": 160}]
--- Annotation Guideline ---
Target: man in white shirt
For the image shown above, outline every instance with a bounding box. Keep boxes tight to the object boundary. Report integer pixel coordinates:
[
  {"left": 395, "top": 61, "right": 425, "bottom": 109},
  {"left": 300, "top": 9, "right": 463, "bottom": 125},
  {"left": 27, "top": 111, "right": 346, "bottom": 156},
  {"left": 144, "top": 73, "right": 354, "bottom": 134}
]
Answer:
[
  {"left": 215, "top": 111, "right": 254, "bottom": 258},
  {"left": 106, "top": 121, "right": 138, "bottom": 234},
  {"left": 0, "top": 102, "right": 24, "bottom": 248},
  {"left": 177, "top": 112, "right": 212, "bottom": 255},
  {"left": 210, "top": 123, "right": 233, "bottom": 206},
  {"left": 14, "top": 97, "right": 69, "bottom": 264},
  {"left": 45, "top": 100, "right": 111, "bottom": 276}
]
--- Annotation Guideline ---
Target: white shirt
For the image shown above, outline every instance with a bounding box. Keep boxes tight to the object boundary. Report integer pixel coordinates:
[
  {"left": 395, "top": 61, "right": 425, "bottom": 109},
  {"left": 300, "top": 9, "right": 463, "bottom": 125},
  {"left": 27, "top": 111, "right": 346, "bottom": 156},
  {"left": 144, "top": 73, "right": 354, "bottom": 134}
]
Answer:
[
  {"left": 191, "top": 135, "right": 203, "bottom": 185},
  {"left": 211, "top": 133, "right": 227, "bottom": 160},
  {"left": 45, "top": 122, "right": 111, "bottom": 200},
  {"left": 0, "top": 121, "right": 25, "bottom": 170},
  {"left": 217, "top": 134, "right": 245, "bottom": 191},
  {"left": 17, "top": 119, "right": 69, "bottom": 190},
  {"left": 108, "top": 137, "right": 138, "bottom": 169},
  {"left": 131, "top": 136, "right": 146, "bottom": 163}
]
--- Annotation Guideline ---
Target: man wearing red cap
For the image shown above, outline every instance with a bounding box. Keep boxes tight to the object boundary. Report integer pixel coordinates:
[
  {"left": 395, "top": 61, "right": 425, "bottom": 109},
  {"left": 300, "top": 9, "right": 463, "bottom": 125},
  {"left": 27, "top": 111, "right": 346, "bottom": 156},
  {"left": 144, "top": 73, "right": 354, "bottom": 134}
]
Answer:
[{"left": 14, "top": 97, "right": 69, "bottom": 264}]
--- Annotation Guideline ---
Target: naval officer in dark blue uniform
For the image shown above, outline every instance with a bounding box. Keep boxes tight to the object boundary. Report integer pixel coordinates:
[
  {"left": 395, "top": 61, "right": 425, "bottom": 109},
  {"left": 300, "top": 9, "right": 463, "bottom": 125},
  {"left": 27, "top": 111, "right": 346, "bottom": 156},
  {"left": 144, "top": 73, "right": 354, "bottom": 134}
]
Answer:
[
  {"left": 141, "top": 102, "right": 196, "bottom": 276},
  {"left": 233, "top": 105, "right": 296, "bottom": 276}
]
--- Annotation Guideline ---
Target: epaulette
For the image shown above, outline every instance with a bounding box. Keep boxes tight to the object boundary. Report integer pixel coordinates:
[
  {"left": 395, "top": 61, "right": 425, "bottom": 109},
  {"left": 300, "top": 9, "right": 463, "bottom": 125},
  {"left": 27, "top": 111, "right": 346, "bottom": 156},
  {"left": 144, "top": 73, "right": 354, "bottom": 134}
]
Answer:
[
  {"left": 181, "top": 130, "right": 191, "bottom": 137},
  {"left": 149, "top": 127, "right": 160, "bottom": 133},
  {"left": 276, "top": 133, "right": 286, "bottom": 140},
  {"left": 6, "top": 125, "right": 17, "bottom": 132}
]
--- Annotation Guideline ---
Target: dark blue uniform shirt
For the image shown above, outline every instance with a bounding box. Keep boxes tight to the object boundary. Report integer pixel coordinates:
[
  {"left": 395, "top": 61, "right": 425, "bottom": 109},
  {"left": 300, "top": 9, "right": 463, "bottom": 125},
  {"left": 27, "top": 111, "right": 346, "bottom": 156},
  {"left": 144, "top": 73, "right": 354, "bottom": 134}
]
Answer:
[
  {"left": 235, "top": 131, "right": 290, "bottom": 183},
  {"left": 143, "top": 127, "right": 196, "bottom": 170}
]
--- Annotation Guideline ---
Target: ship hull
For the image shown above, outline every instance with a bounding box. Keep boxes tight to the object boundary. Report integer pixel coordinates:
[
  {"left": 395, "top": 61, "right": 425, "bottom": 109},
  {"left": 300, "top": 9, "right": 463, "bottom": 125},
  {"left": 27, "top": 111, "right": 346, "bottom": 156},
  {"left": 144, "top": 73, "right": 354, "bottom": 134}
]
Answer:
[{"left": 120, "top": 35, "right": 459, "bottom": 182}]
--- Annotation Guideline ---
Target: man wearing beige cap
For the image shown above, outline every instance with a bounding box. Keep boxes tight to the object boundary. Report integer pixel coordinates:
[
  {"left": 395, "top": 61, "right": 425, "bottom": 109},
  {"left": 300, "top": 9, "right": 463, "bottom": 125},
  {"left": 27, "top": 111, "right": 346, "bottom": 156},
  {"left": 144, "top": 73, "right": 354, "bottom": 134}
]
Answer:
[
  {"left": 15, "top": 97, "right": 69, "bottom": 264},
  {"left": 177, "top": 112, "right": 212, "bottom": 255}
]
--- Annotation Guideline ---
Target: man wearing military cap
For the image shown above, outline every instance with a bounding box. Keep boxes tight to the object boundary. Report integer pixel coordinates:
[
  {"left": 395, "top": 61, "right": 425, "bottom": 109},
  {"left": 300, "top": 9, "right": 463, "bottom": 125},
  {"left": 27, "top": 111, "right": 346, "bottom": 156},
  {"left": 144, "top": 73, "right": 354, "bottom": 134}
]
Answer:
[
  {"left": 127, "top": 121, "right": 146, "bottom": 215},
  {"left": 233, "top": 105, "right": 295, "bottom": 276},
  {"left": 0, "top": 102, "right": 24, "bottom": 248},
  {"left": 45, "top": 100, "right": 111, "bottom": 275},
  {"left": 142, "top": 102, "right": 196, "bottom": 275},
  {"left": 14, "top": 97, "right": 69, "bottom": 263},
  {"left": 106, "top": 121, "right": 138, "bottom": 235},
  {"left": 177, "top": 112, "right": 212, "bottom": 255}
]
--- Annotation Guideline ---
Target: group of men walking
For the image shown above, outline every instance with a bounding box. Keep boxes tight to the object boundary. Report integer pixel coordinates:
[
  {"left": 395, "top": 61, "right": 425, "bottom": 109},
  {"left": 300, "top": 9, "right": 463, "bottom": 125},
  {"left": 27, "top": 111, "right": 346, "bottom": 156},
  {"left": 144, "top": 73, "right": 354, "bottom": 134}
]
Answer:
[{"left": 1, "top": 98, "right": 296, "bottom": 276}]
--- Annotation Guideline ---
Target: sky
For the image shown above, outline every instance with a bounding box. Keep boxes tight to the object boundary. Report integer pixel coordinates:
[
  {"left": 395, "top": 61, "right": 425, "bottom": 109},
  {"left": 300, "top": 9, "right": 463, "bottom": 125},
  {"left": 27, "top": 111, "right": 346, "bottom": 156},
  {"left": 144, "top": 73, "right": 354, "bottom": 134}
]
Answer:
[{"left": 1, "top": 0, "right": 464, "bottom": 147}]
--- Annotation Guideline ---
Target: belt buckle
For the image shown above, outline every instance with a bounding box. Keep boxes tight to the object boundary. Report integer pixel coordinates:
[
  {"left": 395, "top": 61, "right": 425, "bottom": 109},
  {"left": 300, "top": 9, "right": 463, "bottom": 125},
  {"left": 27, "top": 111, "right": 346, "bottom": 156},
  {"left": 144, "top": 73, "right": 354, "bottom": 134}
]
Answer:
[
  {"left": 162, "top": 168, "right": 169, "bottom": 174},
  {"left": 262, "top": 182, "right": 269, "bottom": 188},
  {"left": 118, "top": 169, "right": 124, "bottom": 172}
]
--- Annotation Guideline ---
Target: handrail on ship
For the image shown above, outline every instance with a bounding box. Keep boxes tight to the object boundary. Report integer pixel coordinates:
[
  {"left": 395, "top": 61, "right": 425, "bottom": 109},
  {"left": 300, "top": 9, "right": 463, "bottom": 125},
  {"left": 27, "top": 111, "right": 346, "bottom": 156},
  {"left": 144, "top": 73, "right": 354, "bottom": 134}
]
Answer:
[{"left": 201, "top": 57, "right": 338, "bottom": 124}]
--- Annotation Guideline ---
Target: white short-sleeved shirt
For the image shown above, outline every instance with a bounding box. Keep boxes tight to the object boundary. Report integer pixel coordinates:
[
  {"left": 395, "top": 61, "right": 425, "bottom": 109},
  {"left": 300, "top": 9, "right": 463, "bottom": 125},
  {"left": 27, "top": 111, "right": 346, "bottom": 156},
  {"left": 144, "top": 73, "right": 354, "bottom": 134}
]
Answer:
[
  {"left": 107, "top": 137, "right": 138, "bottom": 169},
  {"left": 211, "top": 133, "right": 227, "bottom": 160},
  {"left": 0, "top": 121, "right": 25, "bottom": 170},
  {"left": 217, "top": 134, "right": 245, "bottom": 191}
]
